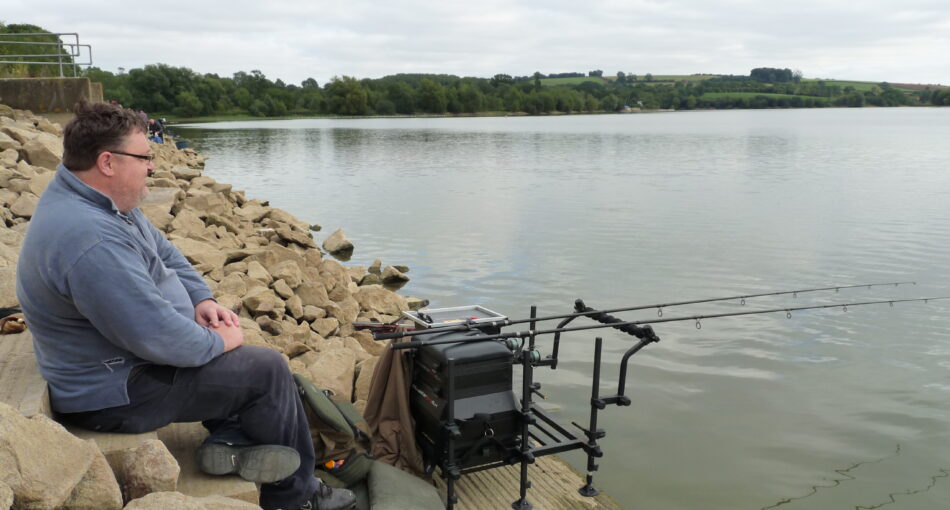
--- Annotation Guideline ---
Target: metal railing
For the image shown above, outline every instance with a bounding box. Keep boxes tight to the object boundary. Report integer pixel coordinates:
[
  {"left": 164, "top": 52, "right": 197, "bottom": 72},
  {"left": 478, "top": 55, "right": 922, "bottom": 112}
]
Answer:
[{"left": 0, "top": 32, "right": 93, "bottom": 77}]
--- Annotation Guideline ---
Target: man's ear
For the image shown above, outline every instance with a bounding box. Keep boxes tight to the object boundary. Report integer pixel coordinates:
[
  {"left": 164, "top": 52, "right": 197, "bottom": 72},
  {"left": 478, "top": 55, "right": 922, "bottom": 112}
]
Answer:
[{"left": 95, "top": 151, "right": 117, "bottom": 177}]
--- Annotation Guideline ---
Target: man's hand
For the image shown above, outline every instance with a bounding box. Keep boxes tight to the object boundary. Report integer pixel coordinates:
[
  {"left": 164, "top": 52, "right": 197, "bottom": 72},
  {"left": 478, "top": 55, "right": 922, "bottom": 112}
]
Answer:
[
  {"left": 213, "top": 322, "right": 244, "bottom": 352},
  {"left": 195, "top": 299, "right": 239, "bottom": 328}
]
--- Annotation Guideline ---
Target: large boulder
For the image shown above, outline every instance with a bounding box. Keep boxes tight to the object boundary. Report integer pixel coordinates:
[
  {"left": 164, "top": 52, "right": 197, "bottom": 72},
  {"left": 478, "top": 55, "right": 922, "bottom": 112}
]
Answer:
[
  {"left": 62, "top": 450, "right": 123, "bottom": 510},
  {"left": 301, "top": 346, "right": 358, "bottom": 401},
  {"left": 381, "top": 266, "right": 410, "bottom": 286},
  {"left": 0, "top": 130, "right": 18, "bottom": 151},
  {"left": 170, "top": 237, "right": 227, "bottom": 268},
  {"left": 124, "top": 492, "right": 204, "bottom": 510},
  {"left": 296, "top": 282, "right": 330, "bottom": 308},
  {"left": 0, "top": 481, "right": 11, "bottom": 510},
  {"left": 179, "top": 192, "right": 231, "bottom": 218},
  {"left": 233, "top": 201, "right": 269, "bottom": 222},
  {"left": 28, "top": 170, "right": 56, "bottom": 197},
  {"left": 321, "top": 229, "right": 353, "bottom": 258},
  {"left": 270, "top": 260, "right": 304, "bottom": 289},
  {"left": 21, "top": 132, "right": 63, "bottom": 171},
  {"left": 309, "top": 317, "right": 339, "bottom": 338},
  {"left": 353, "top": 285, "right": 409, "bottom": 316},
  {"left": 118, "top": 439, "right": 180, "bottom": 502},
  {"left": 0, "top": 403, "right": 98, "bottom": 509},
  {"left": 242, "top": 286, "right": 285, "bottom": 318},
  {"left": 9, "top": 192, "right": 39, "bottom": 218}
]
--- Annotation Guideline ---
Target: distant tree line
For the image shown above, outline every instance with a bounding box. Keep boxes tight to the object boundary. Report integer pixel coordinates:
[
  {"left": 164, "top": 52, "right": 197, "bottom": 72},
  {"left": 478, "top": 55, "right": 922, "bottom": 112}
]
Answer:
[{"left": 80, "top": 63, "right": 942, "bottom": 119}]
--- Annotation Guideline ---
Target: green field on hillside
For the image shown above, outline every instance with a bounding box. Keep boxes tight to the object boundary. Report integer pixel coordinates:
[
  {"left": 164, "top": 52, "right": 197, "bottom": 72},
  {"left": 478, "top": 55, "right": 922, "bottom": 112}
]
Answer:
[
  {"left": 538, "top": 77, "right": 606, "bottom": 86},
  {"left": 802, "top": 79, "right": 916, "bottom": 92},
  {"left": 701, "top": 92, "right": 832, "bottom": 102},
  {"left": 638, "top": 74, "right": 719, "bottom": 82}
]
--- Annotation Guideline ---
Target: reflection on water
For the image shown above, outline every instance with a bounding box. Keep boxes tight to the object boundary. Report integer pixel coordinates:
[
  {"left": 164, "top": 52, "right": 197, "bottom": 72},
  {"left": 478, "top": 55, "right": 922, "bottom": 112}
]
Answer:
[{"left": 177, "top": 108, "right": 950, "bottom": 509}]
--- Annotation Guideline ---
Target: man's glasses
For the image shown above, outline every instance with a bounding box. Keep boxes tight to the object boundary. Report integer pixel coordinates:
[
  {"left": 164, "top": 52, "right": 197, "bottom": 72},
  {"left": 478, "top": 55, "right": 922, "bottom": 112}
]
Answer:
[{"left": 109, "top": 150, "right": 155, "bottom": 162}]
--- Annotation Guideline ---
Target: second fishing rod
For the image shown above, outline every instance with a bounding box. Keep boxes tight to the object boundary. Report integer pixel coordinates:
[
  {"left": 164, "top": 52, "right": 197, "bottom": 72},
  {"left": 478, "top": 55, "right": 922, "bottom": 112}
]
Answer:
[
  {"left": 388, "top": 295, "right": 950, "bottom": 350},
  {"left": 373, "top": 281, "right": 917, "bottom": 341}
]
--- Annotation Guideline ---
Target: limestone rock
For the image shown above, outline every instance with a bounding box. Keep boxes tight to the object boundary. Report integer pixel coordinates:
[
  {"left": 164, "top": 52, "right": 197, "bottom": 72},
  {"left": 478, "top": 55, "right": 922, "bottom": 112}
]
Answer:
[
  {"left": 246, "top": 260, "right": 273, "bottom": 283},
  {"left": 359, "top": 273, "right": 382, "bottom": 286},
  {"left": 123, "top": 491, "right": 205, "bottom": 510},
  {"left": 285, "top": 294, "right": 304, "bottom": 319},
  {"left": 216, "top": 273, "right": 248, "bottom": 297},
  {"left": 197, "top": 495, "right": 263, "bottom": 510},
  {"left": 342, "top": 337, "right": 372, "bottom": 362},
  {"left": 170, "top": 237, "right": 227, "bottom": 268},
  {"left": 353, "top": 285, "right": 409, "bottom": 316},
  {"left": 272, "top": 279, "right": 294, "bottom": 299},
  {"left": 215, "top": 294, "right": 243, "bottom": 315},
  {"left": 1, "top": 125, "right": 35, "bottom": 145},
  {"left": 9, "top": 192, "right": 38, "bottom": 218},
  {"left": 381, "top": 266, "right": 410, "bottom": 285},
  {"left": 256, "top": 316, "right": 283, "bottom": 336},
  {"left": 266, "top": 208, "right": 309, "bottom": 232},
  {"left": 303, "top": 347, "right": 358, "bottom": 401},
  {"left": 170, "top": 208, "right": 206, "bottom": 236},
  {"left": 170, "top": 165, "right": 202, "bottom": 180},
  {"left": 352, "top": 330, "right": 387, "bottom": 357},
  {"left": 0, "top": 130, "right": 17, "bottom": 151},
  {"left": 180, "top": 192, "right": 231, "bottom": 218},
  {"left": 319, "top": 259, "right": 351, "bottom": 291},
  {"left": 275, "top": 227, "right": 316, "bottom": 248},
  {"left": 301, "top": 305, "right": 326, "bottom": 322},
  {"left": 28, "top": 170, "right": 56, "bottom": 196},
  {"left": 243, "top": 287, "right": 284, "bottom": 317},
  {"left": 234, "top": 201, "right": 269, "bottom": 222},
  {"left": 21, "top": 132, "right": 62, "bottom": 171},
  {"left": 322, "top": 229, "right": 354, "bottom": 258},
  {"left": 296, "top": 282, "right": 330, "bottom": 308},
  {"left": 0, "top": 481, "right": 11, "bottom": 510},
  {"left": 0, "top": 149, "right": 18, "bottom": 169},
  {"left": 0, "top": 403, "right": 98, "bottom": 509},
  {"left": 368, "top": 258, "right": 382, "bottom": 275},
  {"left": 270, "top": 260, "right": 304, "bottom": 288},
  {"left": 35, "top": 118, "right": 62, "bottom": 135},
  {"left": 118, "top": 439, "right": 179, "bottom": 502},
  {"left": 310, "top": 317, "right": 339, "bottom": 338},
  {"left": 62, "top": 449, "right": 123, "bottom": 510}
]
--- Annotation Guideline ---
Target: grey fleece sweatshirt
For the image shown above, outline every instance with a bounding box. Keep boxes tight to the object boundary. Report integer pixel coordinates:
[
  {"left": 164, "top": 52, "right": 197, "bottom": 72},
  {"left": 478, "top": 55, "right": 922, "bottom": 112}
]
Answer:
[{"left": 16, "top": 164, "right": 224, "bottom": 413}]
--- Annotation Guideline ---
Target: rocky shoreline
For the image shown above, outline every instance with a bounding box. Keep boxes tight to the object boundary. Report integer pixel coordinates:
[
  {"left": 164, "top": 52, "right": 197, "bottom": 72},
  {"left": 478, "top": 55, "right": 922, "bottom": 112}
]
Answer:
[{"left": 0, "top": 103, "right": 420, "bottom": 509}]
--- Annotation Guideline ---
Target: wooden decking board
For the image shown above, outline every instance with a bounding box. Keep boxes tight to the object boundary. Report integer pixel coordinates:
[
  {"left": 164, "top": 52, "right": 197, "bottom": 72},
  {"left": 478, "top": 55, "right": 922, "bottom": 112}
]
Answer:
[{"left": 433, "top": 455, "right": 625, "bottom": 510}]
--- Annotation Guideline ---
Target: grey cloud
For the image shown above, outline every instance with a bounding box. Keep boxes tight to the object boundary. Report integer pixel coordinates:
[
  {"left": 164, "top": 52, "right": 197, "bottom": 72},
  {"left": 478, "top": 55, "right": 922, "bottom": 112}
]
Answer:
[{"left": 4, "top": 0, "right": 947, "bottom": 84}]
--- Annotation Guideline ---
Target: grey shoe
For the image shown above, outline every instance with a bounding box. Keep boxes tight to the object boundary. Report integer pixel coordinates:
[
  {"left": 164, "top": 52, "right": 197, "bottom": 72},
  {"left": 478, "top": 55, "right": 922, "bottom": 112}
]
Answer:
[
  {"left": 196, "top": 443, "right": 300, "bottom": 483},
  {"left": 297, "top": 483, "right": 357, "bottom": 510}
]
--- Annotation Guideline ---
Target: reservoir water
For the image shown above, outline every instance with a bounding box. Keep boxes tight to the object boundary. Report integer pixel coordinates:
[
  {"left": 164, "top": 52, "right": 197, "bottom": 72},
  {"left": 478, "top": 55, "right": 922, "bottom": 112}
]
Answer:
[{"left": 178, "top": 108, "right": 950, "bottom": 510}]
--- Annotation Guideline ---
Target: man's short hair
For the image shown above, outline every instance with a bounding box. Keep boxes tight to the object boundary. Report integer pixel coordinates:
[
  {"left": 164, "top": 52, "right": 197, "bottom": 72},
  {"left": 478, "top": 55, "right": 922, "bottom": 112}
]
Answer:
[{"left": 62, "top": 100, "right": 147, "bottom": 171}]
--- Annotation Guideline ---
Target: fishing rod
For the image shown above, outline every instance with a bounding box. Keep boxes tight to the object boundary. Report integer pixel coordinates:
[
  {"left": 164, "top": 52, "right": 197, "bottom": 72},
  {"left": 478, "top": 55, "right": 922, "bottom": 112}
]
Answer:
[
  {"left": 389, "top": 296, "right": 950, "bottom": 349},
  {"left": 373, "top": 281, "right": 917, "bottom": 340}
]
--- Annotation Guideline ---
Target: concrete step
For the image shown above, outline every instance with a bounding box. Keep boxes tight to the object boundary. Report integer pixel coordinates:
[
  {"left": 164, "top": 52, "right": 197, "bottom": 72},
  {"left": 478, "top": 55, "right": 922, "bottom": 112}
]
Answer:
[
  {"left": 157, "top": 422, "right": 260, "bottom": 505},
  {"left": 0, "top": 330, "right": 51, "bottom": 418}
]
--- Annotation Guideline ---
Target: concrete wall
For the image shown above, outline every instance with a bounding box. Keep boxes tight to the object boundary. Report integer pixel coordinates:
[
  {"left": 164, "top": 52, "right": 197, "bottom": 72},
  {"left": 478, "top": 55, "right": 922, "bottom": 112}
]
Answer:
[{"left": 0, "top": 77, "right": 103, "bottom": 114}]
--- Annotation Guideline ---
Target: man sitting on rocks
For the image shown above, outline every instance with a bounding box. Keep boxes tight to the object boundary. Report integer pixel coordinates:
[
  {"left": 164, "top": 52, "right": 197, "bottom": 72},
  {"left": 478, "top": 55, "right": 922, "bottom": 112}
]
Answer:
[{"left": 15, "top": 101, "right": 356, "bottom": 510}]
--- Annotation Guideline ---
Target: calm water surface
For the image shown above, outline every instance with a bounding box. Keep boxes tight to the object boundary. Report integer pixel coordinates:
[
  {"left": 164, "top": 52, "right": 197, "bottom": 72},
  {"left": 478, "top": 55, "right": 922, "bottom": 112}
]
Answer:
[{"left": 178, "top": 109, "right": 950, "bottom": 510}]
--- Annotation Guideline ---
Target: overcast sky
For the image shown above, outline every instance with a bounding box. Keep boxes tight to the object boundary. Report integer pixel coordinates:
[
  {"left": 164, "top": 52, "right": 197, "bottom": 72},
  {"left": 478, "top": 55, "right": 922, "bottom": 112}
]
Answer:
[{"left": 5, "top": 0, "right": 949, "bottom": 86}]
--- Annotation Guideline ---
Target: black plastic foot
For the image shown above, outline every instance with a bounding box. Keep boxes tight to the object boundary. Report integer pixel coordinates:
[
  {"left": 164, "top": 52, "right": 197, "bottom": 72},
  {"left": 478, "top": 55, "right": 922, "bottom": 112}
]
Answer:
[
  {"left": 511, "top": 498, "right": 533, "bottom": 509},
  {"left": 578, "top": 484, "right": 599, "bottom": 497}
]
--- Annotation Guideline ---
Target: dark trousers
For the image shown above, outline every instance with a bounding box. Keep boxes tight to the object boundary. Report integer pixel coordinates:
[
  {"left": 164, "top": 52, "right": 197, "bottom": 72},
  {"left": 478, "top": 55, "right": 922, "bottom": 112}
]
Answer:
[{"left": 60, "top": 346, "right": 317, "bottom": 510}]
